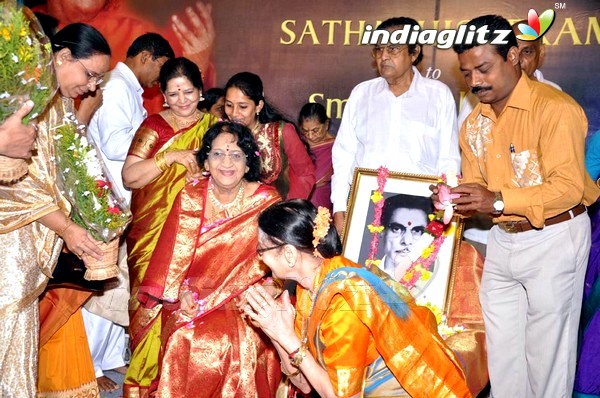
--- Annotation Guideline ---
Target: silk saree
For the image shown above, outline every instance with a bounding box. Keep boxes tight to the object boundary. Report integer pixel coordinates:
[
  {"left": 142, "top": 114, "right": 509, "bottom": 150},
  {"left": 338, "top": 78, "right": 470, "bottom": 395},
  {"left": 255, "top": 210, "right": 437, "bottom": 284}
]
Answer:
[
  {"left": 138, "top": 179, "right": 281, "bottom": 397},
  {"left": 124, "top": 113, "right": 216, "bottom": 396},
  {"left": 0, "top": 95, "right": 73, "bottom": 397},
  {"left": 295, "top": 256, "right": 471, "bottom": 397}
]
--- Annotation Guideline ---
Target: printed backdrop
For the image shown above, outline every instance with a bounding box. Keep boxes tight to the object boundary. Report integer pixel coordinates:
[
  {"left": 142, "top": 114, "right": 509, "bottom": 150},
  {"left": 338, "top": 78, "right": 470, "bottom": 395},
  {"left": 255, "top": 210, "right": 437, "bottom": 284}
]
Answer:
[{"left": 27, "top": 0, "right": 600, "bottom": 134}]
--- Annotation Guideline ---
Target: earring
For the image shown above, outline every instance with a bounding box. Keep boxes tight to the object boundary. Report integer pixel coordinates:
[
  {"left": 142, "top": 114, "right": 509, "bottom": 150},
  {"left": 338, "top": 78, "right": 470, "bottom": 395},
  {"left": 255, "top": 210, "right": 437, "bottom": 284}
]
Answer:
[
  {"left": 199, "top": 92, "right": 205, "bottom": 102},
  {"left": 163, "top": 101, "right": 169, "bottom": 108},
  {"left": 256, "top": 111, "right": 259, "bottom": 116},
  {"left": 56, "top": 60, "right": 62, "bottom": 66},
  {"left": 201, "top": 170, "right": 211, "bottom": 177}
]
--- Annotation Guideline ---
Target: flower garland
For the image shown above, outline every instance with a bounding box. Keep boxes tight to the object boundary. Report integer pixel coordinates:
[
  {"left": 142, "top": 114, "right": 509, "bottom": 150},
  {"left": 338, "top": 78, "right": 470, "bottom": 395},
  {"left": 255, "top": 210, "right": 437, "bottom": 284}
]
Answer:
[
  {"left": 365, "top": 167, "right": 389, "bottom": 269},
  {"left": 416, "top": 299, "right": 465, "bottom": 339},
  {"left": 364, "top": 168, "right": 465, "bottom": 336},
  {"left": 312, "top": 206, "right": 331, "bottom": 256},
  {"left": 0, "top": 5, "right": 57, "bottom": 123},
  {"left": 54, "top": 113, "right": 131, "bottom": 242}
]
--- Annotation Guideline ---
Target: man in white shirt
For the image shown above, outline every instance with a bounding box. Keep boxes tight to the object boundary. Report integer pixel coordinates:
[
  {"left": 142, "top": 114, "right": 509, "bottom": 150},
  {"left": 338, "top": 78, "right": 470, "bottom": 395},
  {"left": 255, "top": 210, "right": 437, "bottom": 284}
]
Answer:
[
  {"left": 458, "top": 20, "right": 561, "bottom": 256},
  {"left": 331, "top": 17, "right": 460, "bottom": 233},
  {"left": 84, "top": 32, "right": 174, "bottom": 392}
]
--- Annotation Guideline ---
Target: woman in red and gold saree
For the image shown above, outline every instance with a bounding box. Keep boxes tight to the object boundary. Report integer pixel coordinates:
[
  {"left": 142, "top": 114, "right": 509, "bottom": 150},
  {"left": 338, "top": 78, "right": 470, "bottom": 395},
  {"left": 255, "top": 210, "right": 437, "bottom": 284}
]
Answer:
[
  {"left": 224, "top": 72, "right": 315, "bottom": 200},
  {"left": 298, "top": 102, "right": 334, "bottom": 212},
  {"left": 121, "top": 57, "right": 217, "bottom": 397},
  {"left": 244, "top": 200, "right": 471, "bottom": 398},
  {"left": 138, "top": 122, "right": 282, "bottom": 396}
]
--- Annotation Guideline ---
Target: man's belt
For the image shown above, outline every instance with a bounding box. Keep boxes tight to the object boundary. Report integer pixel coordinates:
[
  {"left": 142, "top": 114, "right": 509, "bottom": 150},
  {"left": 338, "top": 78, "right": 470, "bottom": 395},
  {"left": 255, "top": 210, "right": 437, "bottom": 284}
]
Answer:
[{"left": 497, "top": 204, "right": 586, "bottom": 233}]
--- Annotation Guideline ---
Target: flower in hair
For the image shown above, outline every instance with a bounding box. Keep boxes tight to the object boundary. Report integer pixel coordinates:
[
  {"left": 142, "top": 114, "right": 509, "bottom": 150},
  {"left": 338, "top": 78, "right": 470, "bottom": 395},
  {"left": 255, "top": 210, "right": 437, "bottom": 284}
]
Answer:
[{"left": 312, "top": 207, "right": 331, "bottom": 256}]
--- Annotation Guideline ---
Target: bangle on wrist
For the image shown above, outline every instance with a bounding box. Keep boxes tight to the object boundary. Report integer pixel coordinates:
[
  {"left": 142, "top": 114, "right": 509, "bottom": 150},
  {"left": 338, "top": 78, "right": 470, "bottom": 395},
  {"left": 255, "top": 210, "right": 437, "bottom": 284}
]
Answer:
[
  {"left": 57, "top": 219, "right": 73, "bottom": 237},
  {"left": 289, "top": 344, "right": 307, "bottom": 367},
  {"left": 154, "top": 151, "right": 170, "bottom": 172},
  {"left": 280, "top": 362, "right": 301, "bottom": 378}
]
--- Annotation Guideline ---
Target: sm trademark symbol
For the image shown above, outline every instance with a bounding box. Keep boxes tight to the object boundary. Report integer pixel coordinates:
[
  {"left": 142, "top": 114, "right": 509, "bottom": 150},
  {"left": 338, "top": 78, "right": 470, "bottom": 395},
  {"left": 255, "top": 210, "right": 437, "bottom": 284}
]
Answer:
[{"left": 555, "top": 2, "right": 566, "bottom": 9}]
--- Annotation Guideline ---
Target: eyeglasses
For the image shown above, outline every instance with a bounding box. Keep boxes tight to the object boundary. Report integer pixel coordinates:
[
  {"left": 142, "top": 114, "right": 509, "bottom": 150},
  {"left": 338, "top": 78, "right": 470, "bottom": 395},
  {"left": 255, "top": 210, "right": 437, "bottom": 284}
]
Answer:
[
  {"left": 386, "top": 222, "right": 425, "bottom": 239},
  {"left": 256, "top": 243, "right": 286, "bottom": 256},
  {"left": 76, "top": 59, "right": 104, "bottom": 85},
  {"left": 207, "top": 150, "right": 247, "bottom": 163},
  {"left": 372, "top": 44, "right": 408, "bottom": 58}
]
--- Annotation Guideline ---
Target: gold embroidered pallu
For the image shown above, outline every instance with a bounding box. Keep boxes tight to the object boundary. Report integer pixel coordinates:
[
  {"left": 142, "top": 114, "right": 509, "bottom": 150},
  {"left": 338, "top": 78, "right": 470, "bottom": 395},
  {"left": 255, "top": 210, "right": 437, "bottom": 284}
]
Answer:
[
  {"left": 0, "top": 94, "right": 72, "bottom": 396},
  {"left": 295, "top": 256, "right": 471, "bottom": 397},
  {"left": 124, "top": 113, "right": 216, "bottom": 396},
  {"left": 138, "top": 179, "right": 281, "bottom": 397}
]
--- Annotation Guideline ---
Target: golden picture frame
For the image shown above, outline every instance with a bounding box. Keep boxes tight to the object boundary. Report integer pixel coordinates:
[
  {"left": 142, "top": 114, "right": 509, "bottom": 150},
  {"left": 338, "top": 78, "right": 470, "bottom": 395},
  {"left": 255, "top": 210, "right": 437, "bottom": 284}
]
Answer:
[{"left": 341, "top": 168, "right": 464, "bottom": 313}]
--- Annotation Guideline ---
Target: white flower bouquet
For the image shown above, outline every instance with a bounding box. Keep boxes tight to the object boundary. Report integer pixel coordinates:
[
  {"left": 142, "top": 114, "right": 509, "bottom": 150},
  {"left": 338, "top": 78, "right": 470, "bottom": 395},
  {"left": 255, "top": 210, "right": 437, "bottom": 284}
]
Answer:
[{"left": 54, "top": 113, "right": 131, "bottom": 280}]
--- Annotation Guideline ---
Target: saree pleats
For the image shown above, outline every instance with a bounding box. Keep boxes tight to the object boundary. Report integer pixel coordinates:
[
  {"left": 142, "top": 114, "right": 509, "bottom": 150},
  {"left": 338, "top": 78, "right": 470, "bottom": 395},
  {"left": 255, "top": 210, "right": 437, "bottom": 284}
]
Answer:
[
  {"left": 38, "top": 307, "right": 98, "bottom": 397},
  {"left": 138, "top": 179, "right": 281, "bottom": 396}
]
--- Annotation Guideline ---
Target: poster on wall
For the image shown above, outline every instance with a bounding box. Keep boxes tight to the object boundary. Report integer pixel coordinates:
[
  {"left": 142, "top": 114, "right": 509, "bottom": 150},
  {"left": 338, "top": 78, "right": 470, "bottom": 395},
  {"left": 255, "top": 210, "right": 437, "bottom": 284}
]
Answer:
[{"left": 27, "top": 0, "right": 600, "bottom": 133}]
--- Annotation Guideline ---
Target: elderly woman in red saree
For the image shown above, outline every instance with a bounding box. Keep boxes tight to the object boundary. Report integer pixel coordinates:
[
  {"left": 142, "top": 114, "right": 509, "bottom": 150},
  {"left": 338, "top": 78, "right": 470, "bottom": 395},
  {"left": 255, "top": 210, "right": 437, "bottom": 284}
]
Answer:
[
  {"left": 138, "top": 121, "right": 281, "bottom": 396},
  {"left": 243, "top": 200, "right": 471, "bottom": 397},
  {"left": 121, "top": 57, "right": 216, "bottom": 396}
]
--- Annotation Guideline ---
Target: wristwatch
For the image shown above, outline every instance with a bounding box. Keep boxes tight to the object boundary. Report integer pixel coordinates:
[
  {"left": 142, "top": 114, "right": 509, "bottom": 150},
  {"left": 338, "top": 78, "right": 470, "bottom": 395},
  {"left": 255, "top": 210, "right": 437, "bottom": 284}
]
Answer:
[{"left": 492, "top": 191, "right": 504, "bottom": 215}]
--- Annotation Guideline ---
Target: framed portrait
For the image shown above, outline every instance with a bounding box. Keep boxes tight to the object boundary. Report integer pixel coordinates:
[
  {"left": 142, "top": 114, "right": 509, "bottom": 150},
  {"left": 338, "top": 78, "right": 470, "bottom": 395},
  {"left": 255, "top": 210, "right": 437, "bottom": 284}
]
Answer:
[{"left": 341, "top": 168, "right": 464, "bottom": 313}]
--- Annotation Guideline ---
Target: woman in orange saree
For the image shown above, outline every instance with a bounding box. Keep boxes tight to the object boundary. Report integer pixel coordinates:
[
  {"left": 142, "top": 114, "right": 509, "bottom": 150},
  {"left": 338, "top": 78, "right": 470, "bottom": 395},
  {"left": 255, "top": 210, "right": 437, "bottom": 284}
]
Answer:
[
  {"left": 121, "top": 57, "right": 216, "bottom": 396},
  {"left": 244, "top": 200, "right": 471, "bottom": 397},
  {"left": 138, "top": 121, "right": 281, "bottom": 396}
]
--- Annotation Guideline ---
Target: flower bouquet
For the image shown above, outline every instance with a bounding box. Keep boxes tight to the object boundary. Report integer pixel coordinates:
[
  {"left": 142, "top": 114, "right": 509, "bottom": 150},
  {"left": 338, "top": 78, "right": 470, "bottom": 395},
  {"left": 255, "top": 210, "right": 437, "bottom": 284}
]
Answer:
[
  {"left": 54, "top": 113, "right": 132, "bottom": 280},
  {"left": 0, "top": 3, "right": 58, "bottom": 183}
]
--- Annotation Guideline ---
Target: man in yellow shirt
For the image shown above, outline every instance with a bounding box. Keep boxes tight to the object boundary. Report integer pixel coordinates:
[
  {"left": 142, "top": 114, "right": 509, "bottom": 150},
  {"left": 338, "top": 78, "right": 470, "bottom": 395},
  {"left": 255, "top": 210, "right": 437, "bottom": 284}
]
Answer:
[{"left": 443, "top": 14, "right": 599, "bottom": 398}]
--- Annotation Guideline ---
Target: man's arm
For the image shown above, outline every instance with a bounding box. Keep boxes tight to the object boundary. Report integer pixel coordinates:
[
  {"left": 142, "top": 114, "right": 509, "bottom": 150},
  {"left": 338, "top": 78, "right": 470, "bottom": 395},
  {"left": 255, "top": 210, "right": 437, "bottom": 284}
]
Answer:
[
  {"left": 331, "top": 90, "right": 359, "bottom": 215},
  {"left": 93, "top": 79, "right": 139, "bottom": 161},
  {"left": 437, "top": 86, "right": 461, "bottom": 175}
]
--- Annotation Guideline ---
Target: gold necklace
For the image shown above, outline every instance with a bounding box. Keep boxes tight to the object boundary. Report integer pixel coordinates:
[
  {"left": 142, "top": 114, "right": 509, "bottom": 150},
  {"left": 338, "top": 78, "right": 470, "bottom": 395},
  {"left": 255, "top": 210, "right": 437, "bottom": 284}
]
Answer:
[
  {"left": 169, "top": 109, "right": 201, "bottom": 130},
  {"left": 208, "top": 181, "right": 245, "bottom": 212}
]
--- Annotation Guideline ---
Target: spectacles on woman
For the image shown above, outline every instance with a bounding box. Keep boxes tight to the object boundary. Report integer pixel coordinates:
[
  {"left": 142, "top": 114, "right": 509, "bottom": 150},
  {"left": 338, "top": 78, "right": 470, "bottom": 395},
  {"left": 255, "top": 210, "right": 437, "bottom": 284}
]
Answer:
[
  {"left": 208, "top": 150, "right": 247, "bottom": 163},
  {"left": 371, "top": 44, "right": 408, "bottom": 58},
  {"left": 256, "top": 243, "right": 285, "bottom": 256},
  {"left": 76, "top": 59, "right": 104, "bottom": 85}
]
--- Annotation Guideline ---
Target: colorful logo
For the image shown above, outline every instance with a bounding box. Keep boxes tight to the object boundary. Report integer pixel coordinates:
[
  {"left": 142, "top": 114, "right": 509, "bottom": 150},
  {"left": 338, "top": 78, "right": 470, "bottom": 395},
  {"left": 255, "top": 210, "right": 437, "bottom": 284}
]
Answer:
[{"left": 517, "top": 9, "right": 556, "bottom": 41}]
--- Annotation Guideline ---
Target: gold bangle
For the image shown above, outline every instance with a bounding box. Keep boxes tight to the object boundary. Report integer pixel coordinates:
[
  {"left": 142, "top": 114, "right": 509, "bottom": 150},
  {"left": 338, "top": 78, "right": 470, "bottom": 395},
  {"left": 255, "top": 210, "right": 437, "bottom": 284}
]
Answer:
[
  {"left": 57, "top": 219, "right": 73, "bottom": 237},
  {"left": 280, "top": 362, "right": 301, "bottom": 378},
  {"left": 154, "top": 151, "right": 170, "bottom": 172},
  {"left": 289, "top": 345, "right": 307, "bottom": 367}
]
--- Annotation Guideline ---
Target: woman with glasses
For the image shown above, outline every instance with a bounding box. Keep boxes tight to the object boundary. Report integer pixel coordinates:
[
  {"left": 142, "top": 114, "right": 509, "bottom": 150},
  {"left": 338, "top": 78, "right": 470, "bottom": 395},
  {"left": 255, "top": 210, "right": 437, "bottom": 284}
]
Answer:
[
  {"left": 137, "top": 121, "right": 281, "bottom": 396},
  {"left": 225, "top": 71, "right": 315, "bottom": 200},
  {"left": 120, "top": 57, "right": 217, "bottom": 395},
  {"left": 242, "top": 199, "right": 470, "bottom": 397},
  {"left": 0, "top": 22, "right": 110, "bottom": 397}
]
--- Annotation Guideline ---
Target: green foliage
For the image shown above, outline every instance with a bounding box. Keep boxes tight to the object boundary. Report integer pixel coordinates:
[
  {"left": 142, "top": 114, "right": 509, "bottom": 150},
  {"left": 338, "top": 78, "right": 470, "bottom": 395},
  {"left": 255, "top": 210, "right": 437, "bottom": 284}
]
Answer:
[
  {"left": 55, "top": 118, "right": 131, "bottom": 242},
  {"left": 0, "top": 5, "right": 57, "bottom": 123}
]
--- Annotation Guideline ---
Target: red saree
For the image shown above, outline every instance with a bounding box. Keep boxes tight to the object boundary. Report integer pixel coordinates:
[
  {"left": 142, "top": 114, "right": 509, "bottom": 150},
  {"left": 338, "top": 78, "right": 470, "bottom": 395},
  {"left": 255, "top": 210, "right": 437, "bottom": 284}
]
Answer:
[
  {"left": 308, "top": 139, "right": 334, "bottom": 211},
  {"left": 139, "top": 179, "right": 282, "bottom": 397}
]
